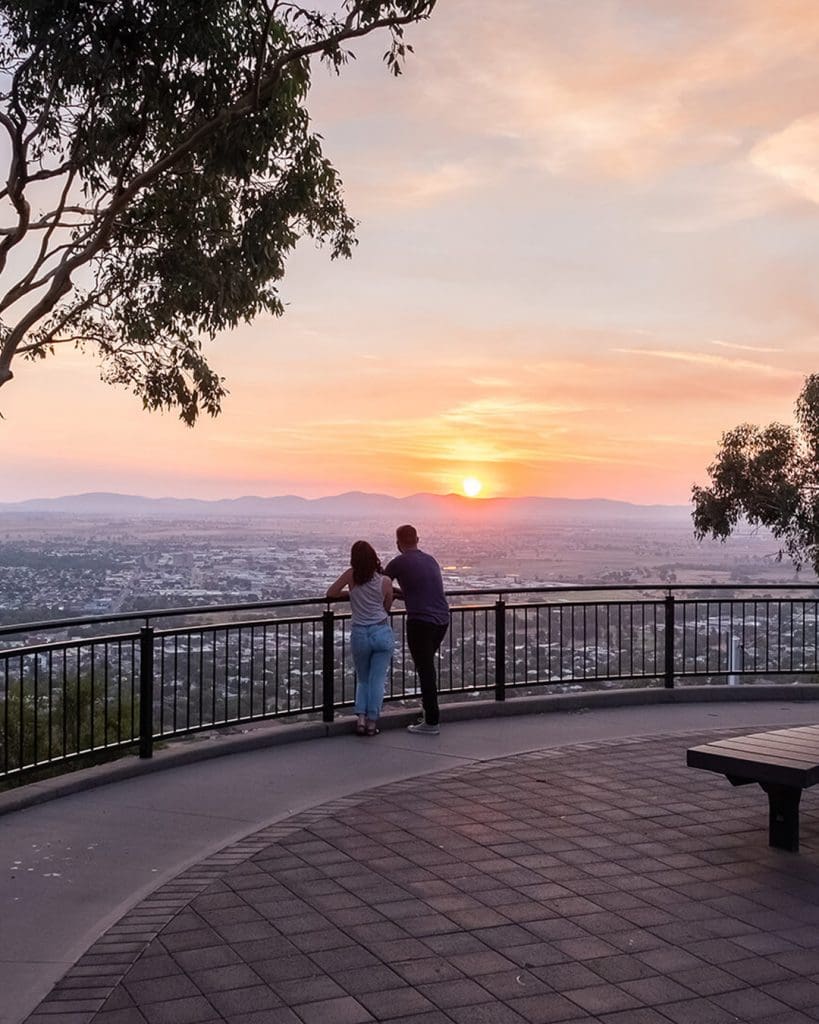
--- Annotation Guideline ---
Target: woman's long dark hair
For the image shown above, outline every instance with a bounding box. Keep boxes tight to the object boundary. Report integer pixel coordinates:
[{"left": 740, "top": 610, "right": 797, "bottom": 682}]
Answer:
[{"left": 350, "top": 540, "right": 382, "bottom": 586}]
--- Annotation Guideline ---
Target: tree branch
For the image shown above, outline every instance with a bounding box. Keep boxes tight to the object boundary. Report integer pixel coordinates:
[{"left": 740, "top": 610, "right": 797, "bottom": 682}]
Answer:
[
  {"left": 0, "top": 109, "right": 30, "bottom": 277},
  {"left": 253, "top": 2, "right": 278, "bottom": 108},
  {"left": 0, "top": 160, "right": 73, "bottom": 200},
  {"left": 0, "top": 1, "right": 435, "bottom": 389},
  {"left": 10, "top": 164, "right": 79, "bottom": 307},
  {"left": 0, "top": 207, "right": 94, "bottom": 234}
]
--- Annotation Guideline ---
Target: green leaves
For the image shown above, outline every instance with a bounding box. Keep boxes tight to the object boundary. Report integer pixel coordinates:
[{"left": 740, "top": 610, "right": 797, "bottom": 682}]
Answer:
[
  {"left": 0, "top": 0, "right": 436, "bottom": 419},
  {"left": 692, "top": 375, "right": 819, "bottom": 573}
]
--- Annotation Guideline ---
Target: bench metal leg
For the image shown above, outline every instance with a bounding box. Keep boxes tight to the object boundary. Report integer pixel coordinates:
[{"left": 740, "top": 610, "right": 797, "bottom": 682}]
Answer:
[{"left": 760, "top": 784, "right": 802, "bottom": 852}]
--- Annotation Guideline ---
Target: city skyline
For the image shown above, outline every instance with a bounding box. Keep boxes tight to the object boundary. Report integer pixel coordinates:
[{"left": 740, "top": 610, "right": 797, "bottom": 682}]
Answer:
[{"left": 4, "top": 0, "right": 818, "bottom": 504}]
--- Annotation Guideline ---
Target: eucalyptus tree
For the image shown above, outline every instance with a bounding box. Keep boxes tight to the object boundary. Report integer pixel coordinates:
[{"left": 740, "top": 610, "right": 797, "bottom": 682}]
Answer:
[
  {"left": 692, "top": 374, "right": 819, "bottom": 573},
  {"left": 0, "top": 0, "right": 436, "bottom": 422}
]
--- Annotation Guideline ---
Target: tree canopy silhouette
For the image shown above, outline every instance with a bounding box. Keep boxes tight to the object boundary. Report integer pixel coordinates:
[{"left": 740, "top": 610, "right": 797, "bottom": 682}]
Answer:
[
  {"left": 692, "top": 374, "right": 819, "bottom": 573},
  {"left": 0, "top": 0, "right": 436, "bottom": 422}
]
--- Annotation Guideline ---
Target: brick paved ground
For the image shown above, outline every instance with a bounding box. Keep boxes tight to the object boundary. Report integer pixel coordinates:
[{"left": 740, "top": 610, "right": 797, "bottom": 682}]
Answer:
[{"left": 25, "top": 728, "right": 819, "bottom": 1024}]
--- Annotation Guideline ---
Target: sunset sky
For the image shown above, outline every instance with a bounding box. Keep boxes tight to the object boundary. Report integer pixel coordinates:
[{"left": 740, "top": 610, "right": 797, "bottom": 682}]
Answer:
[{"left": 3, "top": 0, "right": 818, "bottom": 504}]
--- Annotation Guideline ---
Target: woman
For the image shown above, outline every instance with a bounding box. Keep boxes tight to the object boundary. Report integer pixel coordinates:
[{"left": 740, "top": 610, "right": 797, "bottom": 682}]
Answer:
[{"left": 326, "top": 540, "right": 394, "bottom": 736}]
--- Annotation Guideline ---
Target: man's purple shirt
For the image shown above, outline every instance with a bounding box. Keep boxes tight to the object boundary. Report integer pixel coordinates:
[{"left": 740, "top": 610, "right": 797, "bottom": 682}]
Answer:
[{"left": 383, "top": 549, "right": 450, "bottom": 626}]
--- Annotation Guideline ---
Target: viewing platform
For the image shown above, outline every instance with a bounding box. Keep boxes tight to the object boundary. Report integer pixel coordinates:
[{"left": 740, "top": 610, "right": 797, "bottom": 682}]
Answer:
[
  {"left": 3, "top": 588, "right": 819, "bottom": 1024},
  {"left": 3, "top": 700, "right": 819, "bottom": 1024}
]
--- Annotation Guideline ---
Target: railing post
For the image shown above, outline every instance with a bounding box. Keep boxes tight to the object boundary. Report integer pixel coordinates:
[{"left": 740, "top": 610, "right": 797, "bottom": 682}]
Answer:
[
  {"left": 139, "top": 626, "right": 154, "bottom": 759},
  {"left": 322, "top": 608, "right": 335, "bottom": 724},
  {"left": 495, "top": 597, "right": 506, "bottom": 702},
  {"left": 664, "top": 592, "right": 675, "bottom": 689}
]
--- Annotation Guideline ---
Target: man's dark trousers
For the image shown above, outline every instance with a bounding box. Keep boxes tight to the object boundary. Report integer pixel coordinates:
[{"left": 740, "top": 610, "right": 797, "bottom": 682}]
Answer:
[{"left": 406, "top": 619, "right": 448, "bottom": 726}]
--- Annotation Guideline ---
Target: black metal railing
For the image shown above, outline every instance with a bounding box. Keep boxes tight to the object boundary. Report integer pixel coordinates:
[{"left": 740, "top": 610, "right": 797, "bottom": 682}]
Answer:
[{"left": 1, "top": 585, "right": 817, "bottom": 779}]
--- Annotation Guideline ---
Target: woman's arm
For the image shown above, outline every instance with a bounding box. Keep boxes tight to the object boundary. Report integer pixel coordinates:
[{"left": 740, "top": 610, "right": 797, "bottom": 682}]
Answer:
[
  {"left": 326, "top": 567, "right": 353, "bottom": 599},
  {"left": 381, "top": 574, "right": 394, "bottom": 613}
]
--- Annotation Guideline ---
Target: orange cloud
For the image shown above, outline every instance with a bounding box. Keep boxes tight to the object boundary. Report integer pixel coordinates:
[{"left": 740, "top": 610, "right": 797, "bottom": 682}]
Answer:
[
  {"left": 751, "top": 115, "right": 819, "bottom": 204},
  {"left": 614, "top": 347, "right": 801, "bottom": 379},
  {"left": 361, "top": 0, "right": 819, "bottom": 195}
]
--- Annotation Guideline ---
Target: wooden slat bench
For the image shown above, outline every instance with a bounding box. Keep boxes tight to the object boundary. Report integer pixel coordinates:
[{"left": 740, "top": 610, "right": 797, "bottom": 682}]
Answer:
[{"left": 687, "top": 725, "right": 819, "bottom": 852}]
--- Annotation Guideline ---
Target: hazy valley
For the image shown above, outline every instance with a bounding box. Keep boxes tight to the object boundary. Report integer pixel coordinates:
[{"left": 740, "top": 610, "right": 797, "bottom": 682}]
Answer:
[{"left": 0, "top": 492, "right": 812, "bottom": 626}]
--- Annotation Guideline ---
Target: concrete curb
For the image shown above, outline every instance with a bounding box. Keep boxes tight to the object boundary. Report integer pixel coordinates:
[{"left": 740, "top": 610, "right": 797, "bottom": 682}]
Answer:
[{"left": 2, "top": 682, "right": 817, "bottom": 818}]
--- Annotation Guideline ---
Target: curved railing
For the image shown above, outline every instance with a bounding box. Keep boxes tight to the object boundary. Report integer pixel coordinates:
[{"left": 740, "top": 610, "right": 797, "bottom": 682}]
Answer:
[{"left": 1, "top": 584, "right": 818, "bottom": 780}]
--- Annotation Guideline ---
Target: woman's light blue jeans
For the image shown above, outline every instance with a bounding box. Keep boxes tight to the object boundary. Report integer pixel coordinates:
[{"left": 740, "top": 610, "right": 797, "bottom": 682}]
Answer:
[{"left": 351, "top": 622, "right": 394, "bottom": 721}]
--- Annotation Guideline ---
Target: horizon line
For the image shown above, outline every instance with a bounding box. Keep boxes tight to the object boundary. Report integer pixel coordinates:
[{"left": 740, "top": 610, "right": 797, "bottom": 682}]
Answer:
[{"left": 2, "top": 488, "right": 692, "bottom": 509}]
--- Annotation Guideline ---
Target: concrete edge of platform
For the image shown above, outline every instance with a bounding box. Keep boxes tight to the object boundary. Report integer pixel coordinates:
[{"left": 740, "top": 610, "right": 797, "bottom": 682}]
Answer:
[{"left": 2, "top": 682, "right": 818, "bottom": 817}]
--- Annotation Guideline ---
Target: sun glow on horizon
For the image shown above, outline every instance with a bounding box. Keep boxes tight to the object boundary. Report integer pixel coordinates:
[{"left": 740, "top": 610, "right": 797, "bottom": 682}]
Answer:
[{"left": 462, "top": 476, "right": 483, "bottom": 498}]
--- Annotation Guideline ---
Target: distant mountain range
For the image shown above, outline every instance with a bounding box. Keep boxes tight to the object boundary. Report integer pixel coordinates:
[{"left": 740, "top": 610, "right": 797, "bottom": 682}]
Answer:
[{"left": 0, "top": 490, "right": 692, "bottom": 523}]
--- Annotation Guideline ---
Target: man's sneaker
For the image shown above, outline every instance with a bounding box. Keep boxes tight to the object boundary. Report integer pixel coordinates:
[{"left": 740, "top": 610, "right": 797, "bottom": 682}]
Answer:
[{"left": 407, "top": 722, "right": 440, "bottom": 735}]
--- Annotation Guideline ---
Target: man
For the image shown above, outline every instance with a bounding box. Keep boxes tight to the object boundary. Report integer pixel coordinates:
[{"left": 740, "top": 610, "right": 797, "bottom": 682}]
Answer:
[{"left": 383, "top": 524, "right": 450, "bottom": 735}]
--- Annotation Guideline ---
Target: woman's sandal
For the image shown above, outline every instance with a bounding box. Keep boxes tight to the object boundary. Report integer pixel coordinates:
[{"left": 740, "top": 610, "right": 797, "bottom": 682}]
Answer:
[
  {"left": 355, "top": 716, "right": 366, "bottom": 736},
  {"left": 365, "top": 719, "right": 379, "bottom": 737}
]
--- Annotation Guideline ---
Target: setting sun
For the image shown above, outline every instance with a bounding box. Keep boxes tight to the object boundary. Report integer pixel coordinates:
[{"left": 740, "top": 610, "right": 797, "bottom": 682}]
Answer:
[{"left": 463, "top": 476, "right": 483, "bottom": 498}]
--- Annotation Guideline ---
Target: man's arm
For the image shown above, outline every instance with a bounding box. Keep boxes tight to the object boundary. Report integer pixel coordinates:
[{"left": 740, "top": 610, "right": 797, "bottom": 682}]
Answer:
[
  {"left": 380, "top": 561, "right": 403, "bottom": 598},
  {"left": 382, "top": 558, "right": 403, "bottom": 600}
]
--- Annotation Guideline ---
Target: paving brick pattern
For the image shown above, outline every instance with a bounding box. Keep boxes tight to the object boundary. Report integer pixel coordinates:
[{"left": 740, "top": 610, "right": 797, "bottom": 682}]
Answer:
[{"left": 24, "top": 728, "right": 819, "bottom": 1024}]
